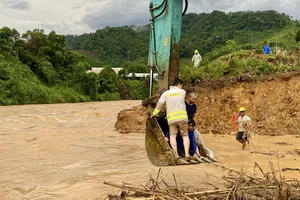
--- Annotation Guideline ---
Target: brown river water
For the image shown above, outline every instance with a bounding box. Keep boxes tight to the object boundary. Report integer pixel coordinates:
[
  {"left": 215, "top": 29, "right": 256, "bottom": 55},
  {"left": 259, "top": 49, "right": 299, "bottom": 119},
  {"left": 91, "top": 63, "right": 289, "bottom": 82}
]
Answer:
[{"left": 0, "top": 101, "right": 299, "bottom": 199}]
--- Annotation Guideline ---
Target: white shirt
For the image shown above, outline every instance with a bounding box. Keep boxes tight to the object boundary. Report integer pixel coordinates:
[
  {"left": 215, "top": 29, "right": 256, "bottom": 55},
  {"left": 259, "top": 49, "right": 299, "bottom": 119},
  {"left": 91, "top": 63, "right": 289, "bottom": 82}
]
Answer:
[
  {"left": 194, "top": 129, "right": 204, "bottom": 146},
  {"left": 154, "top": 86, "right": 188, "bottom": 124},
  {"left": 192, "top": 53, "right": 202, "bottom": 68},
  {"left": 236, "top": 115, "right": 251, "bottom": 132}
]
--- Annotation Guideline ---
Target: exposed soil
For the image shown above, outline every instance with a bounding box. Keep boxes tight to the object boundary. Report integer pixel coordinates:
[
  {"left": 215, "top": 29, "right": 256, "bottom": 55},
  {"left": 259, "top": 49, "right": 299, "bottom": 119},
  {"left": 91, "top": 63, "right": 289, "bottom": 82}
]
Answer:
[
  {"left": 0, "top": 100, "right": 299, "bottom": 199},
  {"left": 115, "top": 72, "right": 300, "bottom": 136}
]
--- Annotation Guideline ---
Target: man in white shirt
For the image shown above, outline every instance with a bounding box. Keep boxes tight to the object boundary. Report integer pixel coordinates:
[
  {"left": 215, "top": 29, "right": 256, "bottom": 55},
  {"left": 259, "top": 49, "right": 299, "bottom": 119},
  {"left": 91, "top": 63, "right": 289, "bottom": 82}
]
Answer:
[
  {"left": 235, "top": 107, "right": 252, "bottom": 149},
  {"left": 191, "top": 50, "right": 202, "bottom": 68}
]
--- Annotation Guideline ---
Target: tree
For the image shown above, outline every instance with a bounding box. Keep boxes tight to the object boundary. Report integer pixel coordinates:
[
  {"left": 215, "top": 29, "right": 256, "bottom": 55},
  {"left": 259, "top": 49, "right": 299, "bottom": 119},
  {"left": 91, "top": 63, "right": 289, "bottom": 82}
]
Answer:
[
  {"left": 37, "top": 61, "right": 57, "bottom": 85},
  {"left": 295, "top": 29, "right": 300, "bottom": 42},
  {"left": 226, "top": 40, "right": 237, "bottom": 52},
  {"left": 22, "top": 29, "right": 47, "bottom": 56},
  {"left": 0, "top": 27, "right": 13, "bottom": 55},
  {"left": 98, "top": 66, "right": 119, "bottom": 94}
]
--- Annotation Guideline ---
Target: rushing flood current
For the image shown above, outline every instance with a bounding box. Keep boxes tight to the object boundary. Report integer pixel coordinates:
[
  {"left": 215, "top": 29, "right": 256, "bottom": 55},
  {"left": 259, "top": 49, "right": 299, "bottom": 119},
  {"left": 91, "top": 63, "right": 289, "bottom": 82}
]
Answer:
[{"left": 0, "top": 101, "right": 299, "bottom": 199}]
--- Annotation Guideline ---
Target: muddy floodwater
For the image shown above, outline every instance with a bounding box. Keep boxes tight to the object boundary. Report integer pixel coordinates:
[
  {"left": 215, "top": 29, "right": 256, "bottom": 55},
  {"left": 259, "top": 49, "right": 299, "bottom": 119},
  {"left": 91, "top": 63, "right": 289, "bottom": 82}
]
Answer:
[{"left": 0, "top": 101, "right": 299, "bottom": 199}]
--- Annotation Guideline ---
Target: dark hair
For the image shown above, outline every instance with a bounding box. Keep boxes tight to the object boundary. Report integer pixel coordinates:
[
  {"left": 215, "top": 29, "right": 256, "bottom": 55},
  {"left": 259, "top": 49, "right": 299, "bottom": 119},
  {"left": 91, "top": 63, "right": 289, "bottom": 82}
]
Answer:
[
  {"left": 173, "top": 78, "right": 183, "bottom": 86},
  {"left": 188, "top": 119, "right": 195, "bottom": 126}
]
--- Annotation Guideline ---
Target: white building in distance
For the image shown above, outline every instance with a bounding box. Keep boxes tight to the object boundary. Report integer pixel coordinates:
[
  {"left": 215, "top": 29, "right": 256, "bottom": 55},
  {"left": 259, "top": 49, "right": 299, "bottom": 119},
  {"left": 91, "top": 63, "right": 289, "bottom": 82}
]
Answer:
[{"left": 87, "top": 67, "right": 158, "bottom": 79}]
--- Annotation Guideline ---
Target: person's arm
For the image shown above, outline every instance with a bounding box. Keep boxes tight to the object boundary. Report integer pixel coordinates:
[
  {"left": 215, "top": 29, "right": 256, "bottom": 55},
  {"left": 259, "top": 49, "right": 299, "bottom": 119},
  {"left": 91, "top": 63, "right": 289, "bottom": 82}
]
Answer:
[
  {"left": 235, "top": 114, "right": 240, "bottom": 124},
  {"left": 151, "top": 93, "right": 166, "bottom": 118},
  {"left": 194, "top": 129, "right": 204, "bottom": 147},
  {"left": 165, "top": 132, "right": 170, "bottom": 142}
]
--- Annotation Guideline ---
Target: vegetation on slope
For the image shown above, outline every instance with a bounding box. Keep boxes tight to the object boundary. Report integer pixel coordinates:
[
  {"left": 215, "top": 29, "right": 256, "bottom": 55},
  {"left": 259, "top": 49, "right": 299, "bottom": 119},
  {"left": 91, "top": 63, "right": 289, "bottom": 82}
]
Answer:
[
  {"left": 1, "top": 10, "right": 300, "bottom": 105},
  {"left": 0, "top": 27, "right": 130, "bottom": 105},
  {"left": 66, "top": 10, "right": 300, "bottom": 64}
]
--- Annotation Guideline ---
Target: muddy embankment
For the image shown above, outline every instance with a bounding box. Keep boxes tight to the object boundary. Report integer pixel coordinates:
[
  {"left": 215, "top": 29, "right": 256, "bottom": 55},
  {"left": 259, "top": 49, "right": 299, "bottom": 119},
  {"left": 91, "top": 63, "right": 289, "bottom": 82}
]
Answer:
[{"left": 115, "top": 73, "right": 300, "bottom": 135}]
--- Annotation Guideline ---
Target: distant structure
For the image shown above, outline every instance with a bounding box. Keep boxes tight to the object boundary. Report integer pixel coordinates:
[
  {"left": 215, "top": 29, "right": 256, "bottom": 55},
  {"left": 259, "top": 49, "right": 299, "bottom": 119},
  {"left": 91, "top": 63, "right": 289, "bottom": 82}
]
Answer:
[
  {"left": 87, "top": 67, "right": 158, "bottom": 80},
  {"left": 126, "top": 73, "right": 158, "bottom": 80},
  {"left": 87, "top": 67, "right": 123, "bottom": 74}
]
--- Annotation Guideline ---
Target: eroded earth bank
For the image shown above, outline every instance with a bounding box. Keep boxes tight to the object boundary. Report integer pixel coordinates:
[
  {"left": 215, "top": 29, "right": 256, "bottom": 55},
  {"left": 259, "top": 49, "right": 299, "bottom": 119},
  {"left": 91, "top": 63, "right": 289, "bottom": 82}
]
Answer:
[{"left": 116, "top": 72, "right": 300, "bottom": 136}]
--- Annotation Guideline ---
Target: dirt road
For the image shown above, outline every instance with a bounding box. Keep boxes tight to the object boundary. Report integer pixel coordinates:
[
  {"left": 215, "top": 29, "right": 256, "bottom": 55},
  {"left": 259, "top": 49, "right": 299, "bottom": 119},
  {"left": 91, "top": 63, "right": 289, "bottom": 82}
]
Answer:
[{"left": 0, "top": 101, "right": 299, "bottom": 199}]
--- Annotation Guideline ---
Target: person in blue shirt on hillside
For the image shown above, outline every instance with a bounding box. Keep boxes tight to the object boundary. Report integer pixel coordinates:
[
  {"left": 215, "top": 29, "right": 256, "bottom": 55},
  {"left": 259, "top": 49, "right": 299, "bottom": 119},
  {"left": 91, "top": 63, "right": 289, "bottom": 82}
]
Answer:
[{"left": 263, "top": 43, "right": 271, "bottom": 55}]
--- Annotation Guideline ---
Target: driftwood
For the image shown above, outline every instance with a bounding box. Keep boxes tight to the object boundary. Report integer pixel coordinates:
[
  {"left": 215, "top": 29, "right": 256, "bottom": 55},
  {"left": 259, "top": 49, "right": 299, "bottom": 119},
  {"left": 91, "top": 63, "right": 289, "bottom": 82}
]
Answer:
[{"left": 105, "top": 163, "right": 300, "bottom": 200}]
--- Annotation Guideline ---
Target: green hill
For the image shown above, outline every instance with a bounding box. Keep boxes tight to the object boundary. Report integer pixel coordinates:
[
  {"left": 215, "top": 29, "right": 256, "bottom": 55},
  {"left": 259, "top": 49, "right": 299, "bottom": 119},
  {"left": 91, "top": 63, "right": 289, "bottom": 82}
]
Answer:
[
  {"left": 65, "top": 10, "right": 300, "bottom": 65},
  {"left": 1, "top": 10, "right": 300, "bottom": 105}
]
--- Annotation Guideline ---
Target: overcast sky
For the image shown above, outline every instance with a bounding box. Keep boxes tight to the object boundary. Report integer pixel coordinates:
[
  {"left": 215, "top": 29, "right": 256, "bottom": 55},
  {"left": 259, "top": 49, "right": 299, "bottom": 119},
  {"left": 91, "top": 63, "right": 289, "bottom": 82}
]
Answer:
[{"left": 0, "top": 0, "right": 299, "bottom": 35}]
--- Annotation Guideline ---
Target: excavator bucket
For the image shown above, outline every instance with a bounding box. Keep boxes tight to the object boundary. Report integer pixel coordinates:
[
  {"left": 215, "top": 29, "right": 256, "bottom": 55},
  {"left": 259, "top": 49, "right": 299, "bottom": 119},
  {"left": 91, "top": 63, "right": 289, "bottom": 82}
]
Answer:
[
  {"left": 145, "top": 117, "right": 177, "bottom": 166},
  {"left": 145, "top": 117, "right": 217, "bottom": 166},
  {"left": 200, "top": 147, "right": 218, "bottom": 162},
  {"left": 143, "top": 95, "right": 217, "bottom": 166}
]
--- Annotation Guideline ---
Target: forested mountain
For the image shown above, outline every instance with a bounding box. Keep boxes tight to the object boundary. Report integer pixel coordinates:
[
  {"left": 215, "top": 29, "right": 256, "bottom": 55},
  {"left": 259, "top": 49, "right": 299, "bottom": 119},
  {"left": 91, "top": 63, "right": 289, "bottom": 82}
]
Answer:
[
  {"left": 65, "top": 10, "right": 299, "bottom": 66},
  {"left": 0, "top": 27, "right": 149, "bottom": 105},
  {"left": 66, "top": 26, "right": 149, "bottom": 67},
  {"left": 180, "top": 10, "right": 296, "bottom": 57},
  {"left": 1, "top": 10, "right": 300, "bottom": 105}
]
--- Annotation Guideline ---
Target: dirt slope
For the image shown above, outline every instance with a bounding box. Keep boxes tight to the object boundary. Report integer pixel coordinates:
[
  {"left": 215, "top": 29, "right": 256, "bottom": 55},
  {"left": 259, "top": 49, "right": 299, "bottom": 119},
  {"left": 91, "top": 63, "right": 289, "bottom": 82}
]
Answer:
[{"left": 115, "top": 72, "right": 300, "bottom": 135}]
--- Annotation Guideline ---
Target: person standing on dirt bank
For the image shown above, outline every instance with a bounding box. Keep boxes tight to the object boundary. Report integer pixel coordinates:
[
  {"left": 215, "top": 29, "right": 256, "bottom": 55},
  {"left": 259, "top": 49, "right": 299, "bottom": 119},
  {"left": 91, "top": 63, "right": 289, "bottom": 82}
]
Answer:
[
  {"left": 185, "top": 92, "right": 197, "bottom": 119},
  {"left": 263, "top": 43, "right": 271, "bottom": 55},
  {"left": 235, "top": 107, "right": 252, "bottom": 150},
  {"left": 151, "top": 78, "right": 190, "bottom": 161},
  {"left": 192, "top": 50, "right": 202, "bottom": 68}
]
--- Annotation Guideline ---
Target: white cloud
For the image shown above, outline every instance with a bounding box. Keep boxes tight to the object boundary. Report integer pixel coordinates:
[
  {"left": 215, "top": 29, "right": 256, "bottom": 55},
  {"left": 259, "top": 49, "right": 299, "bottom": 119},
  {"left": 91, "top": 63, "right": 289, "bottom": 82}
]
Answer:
[
  {"left": 0, "top": 0, "right": 299, "bottom": 35},
  {"left": 81, "top": 0, "right": 148, "bottom": 30},
  {"left": 0, "top": 0, "right": 30, "bottom": 10}
]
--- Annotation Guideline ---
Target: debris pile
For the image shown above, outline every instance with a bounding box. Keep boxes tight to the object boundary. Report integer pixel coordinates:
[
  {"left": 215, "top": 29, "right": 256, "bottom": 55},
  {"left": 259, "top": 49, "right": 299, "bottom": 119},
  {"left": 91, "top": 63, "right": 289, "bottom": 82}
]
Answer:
[{"left": 105, "top": 163, "right": 300, "bottom": 199}]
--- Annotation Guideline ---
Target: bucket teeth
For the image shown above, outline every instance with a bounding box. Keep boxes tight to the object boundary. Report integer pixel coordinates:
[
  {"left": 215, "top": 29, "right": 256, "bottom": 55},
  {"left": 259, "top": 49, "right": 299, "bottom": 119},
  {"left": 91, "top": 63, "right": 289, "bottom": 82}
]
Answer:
[
  {"left": 209, "top": 158, "right": 218, "bottom": 162},
  {"left": 201, "top": 157, "right": 212, "bottom": 163},
  {"left": 194, "top": 157, "right": 205, "bottom": 163},
  {"left": 189, "top": 159, "right": 199, "bottom": 164},
  {"left": 175, "top": 158, "right": 189, "bottom": 165}
]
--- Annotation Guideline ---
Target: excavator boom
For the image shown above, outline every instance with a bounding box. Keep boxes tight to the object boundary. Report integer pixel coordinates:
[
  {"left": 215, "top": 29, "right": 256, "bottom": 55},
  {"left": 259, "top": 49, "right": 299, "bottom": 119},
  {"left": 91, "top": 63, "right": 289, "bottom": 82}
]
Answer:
[
  {"left": 144, "top": 0, "right": 217, "bottom": 166},
  {"left": 148, "top": 0, "right": 184, "bottom": 93}
]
